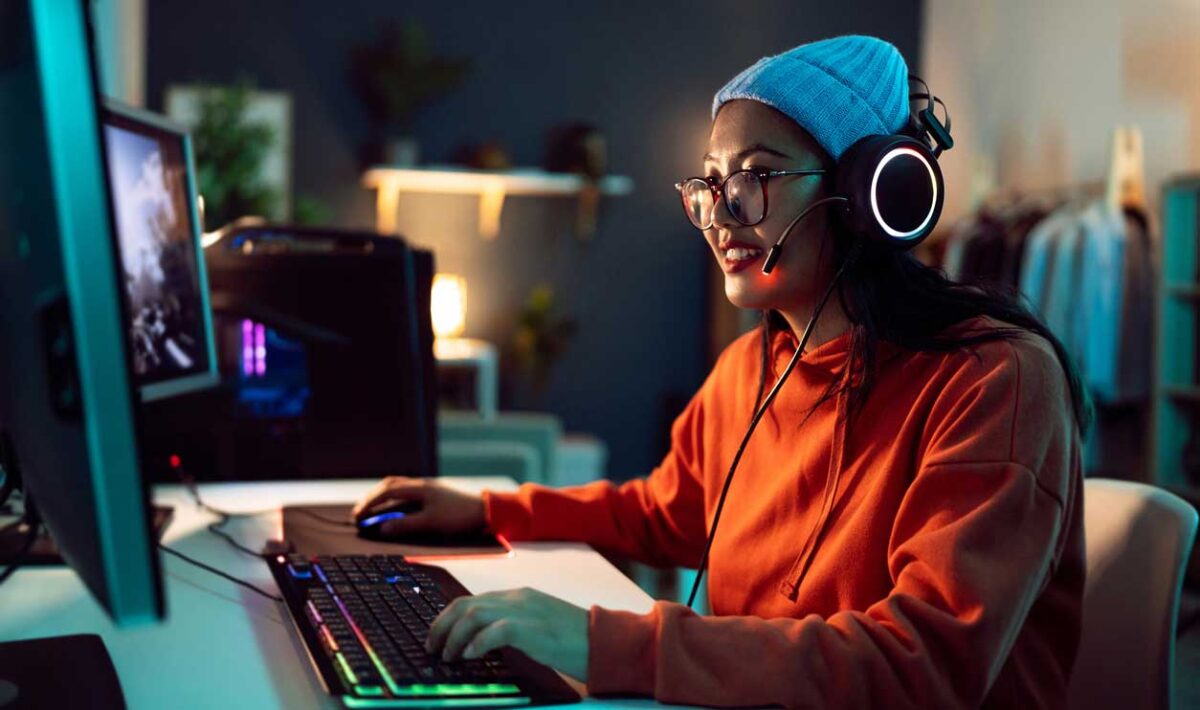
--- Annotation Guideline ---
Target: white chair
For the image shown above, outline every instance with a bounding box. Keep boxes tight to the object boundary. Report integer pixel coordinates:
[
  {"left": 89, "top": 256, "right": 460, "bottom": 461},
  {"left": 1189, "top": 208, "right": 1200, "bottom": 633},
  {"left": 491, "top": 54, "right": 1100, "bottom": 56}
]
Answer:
[{"left": 1068, "top": 478, "right": 1198, "bottom": 709}]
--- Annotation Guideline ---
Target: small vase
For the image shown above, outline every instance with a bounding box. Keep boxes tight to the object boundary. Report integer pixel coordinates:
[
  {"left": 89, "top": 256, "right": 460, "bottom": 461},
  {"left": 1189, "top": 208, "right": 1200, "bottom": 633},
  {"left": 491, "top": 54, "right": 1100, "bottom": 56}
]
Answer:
[{"left": 385, "top": 137, "right": 420, "bottom": 166}]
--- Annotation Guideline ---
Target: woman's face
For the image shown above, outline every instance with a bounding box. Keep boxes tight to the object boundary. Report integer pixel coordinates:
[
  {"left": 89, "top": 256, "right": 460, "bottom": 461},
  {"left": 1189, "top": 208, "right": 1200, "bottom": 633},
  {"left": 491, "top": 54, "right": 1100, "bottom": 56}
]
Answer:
[{"left": 701, "top": 100, "right": 836, "bottom": 312}]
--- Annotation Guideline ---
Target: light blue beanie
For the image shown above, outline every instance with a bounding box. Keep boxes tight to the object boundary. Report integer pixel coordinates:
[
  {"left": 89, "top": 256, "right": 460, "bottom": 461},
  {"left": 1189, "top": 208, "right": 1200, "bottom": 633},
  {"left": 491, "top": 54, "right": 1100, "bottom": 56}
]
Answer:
[{"left": 712, "top": 35, "right": 911, "bottom": 160}]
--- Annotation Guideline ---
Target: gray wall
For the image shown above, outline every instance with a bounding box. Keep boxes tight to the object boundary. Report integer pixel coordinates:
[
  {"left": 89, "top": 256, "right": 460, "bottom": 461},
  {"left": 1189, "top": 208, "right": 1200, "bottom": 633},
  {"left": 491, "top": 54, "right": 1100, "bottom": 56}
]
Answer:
[{"left": 146, "top": 1, "right": 923, "bottom": 480}]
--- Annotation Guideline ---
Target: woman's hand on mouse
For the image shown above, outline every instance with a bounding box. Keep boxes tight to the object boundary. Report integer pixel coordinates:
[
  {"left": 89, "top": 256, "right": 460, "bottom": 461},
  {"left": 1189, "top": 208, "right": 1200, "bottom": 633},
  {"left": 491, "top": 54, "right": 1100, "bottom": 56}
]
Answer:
[
  {"left": 351, "top": 477, "right": 486, "bottom": 537},
  {"left": 425, "top": 587, "right": 589, "bottom": 682}
]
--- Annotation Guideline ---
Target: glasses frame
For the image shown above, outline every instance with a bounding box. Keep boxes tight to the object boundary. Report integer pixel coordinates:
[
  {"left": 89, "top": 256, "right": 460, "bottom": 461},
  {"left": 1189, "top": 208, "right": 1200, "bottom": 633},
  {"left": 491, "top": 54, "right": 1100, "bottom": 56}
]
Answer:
[{"left": 674, "top": 168, "right": 826, "bottom": 230}]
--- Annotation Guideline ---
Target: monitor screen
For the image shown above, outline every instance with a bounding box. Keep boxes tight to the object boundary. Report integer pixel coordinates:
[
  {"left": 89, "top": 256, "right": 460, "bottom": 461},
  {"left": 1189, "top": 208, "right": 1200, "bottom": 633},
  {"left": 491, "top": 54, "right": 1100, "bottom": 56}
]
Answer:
[{"left": 102, "top": 108, "right": 214, "bottom": 397}]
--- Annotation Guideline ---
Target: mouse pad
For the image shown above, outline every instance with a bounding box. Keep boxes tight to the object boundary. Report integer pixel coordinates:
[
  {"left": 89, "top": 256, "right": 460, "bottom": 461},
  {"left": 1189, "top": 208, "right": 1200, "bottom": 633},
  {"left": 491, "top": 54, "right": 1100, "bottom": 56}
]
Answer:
[{"left": 282, "top": 504, "right": 510, "bottom": 559}]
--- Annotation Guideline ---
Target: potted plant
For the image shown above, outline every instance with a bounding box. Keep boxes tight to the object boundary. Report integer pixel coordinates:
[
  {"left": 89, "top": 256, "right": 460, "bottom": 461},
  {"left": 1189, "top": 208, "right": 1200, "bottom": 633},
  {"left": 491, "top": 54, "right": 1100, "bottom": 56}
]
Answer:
[
  {"left": 189, "top": 84, "right": 279, "bottom": 229},
  {"left": 350, "top": 20, "right": 471, "bottom": 166},
  {"left": 511, "top": 285, "right": 577, "bottom": 399}
]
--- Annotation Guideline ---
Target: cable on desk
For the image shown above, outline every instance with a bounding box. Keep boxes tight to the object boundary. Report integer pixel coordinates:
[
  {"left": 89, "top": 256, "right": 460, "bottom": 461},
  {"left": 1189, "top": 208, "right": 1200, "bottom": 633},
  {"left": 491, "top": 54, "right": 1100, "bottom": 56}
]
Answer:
[
  {"left": 207, "top": 515, "right": 264, "bottom": 558},
  {"left": 159, "top": 543, "right": 282, "bottom": 603}
]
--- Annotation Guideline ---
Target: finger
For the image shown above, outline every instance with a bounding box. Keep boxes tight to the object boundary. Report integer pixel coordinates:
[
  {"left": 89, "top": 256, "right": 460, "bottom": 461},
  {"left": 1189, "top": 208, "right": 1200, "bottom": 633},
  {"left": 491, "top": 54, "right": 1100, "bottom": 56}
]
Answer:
[
  {"left": 351, "top": 476, "right": 422, "bottom": 519},
  {"left": 462, "top": 619, "right": 515, "bottom": 660},
  {"left": 352, "top": 480, "right": 427, "bottom": 521},
  {"left": 364, "top": 486, "right": 429, "bottom": 516},
  {"left": 426, "top": 596, "right": 471, "bottom": 653},
  {"left": 441, "top": 604, "right": 501, "bottom": 661},
  {"left": 351, "top": 477, "right": 403, "bottom": 519},
  {"left": 377, "top": 509, "right": 430, "bottom": 537}
]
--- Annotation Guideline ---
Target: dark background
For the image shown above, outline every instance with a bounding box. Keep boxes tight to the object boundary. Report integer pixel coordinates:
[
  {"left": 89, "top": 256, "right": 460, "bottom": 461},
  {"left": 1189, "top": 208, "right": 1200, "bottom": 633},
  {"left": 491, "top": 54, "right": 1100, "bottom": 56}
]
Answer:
[{"left": 146, "top": 1, "right": 923, "bottom": 479}]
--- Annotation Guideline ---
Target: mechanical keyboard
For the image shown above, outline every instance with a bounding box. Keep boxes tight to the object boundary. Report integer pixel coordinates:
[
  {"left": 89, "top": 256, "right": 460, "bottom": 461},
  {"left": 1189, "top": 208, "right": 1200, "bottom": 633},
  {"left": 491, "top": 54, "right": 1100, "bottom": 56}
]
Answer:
[{"left": 268, "top": 553, "right": 580, "bottom": 708}]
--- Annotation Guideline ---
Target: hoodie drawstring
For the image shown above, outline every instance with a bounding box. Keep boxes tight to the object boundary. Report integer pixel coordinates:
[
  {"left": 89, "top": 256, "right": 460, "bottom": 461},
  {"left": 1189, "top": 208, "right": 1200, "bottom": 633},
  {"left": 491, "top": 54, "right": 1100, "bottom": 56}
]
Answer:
[{"left": 779, "top": 374, "right": 851, "bottom": 601}]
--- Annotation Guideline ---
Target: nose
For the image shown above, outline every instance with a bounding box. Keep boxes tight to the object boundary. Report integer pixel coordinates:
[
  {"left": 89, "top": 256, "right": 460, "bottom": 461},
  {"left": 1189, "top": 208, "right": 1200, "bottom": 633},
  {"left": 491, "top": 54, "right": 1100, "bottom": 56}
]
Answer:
[{"left": 710, "top": 187, "right": 740, "bottom": 231}]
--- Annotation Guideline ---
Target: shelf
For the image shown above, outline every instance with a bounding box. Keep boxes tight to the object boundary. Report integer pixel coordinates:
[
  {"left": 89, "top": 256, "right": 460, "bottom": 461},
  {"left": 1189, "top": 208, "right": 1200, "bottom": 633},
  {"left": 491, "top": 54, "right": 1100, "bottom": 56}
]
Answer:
[
  {"left": 362, "top": 165, "right": 634, "bottom": 239},
  {"left": 363, "top": 165, "right": 634, "bottom": 196},
  {"left": 1164, "top": 385, "right": 1200, "bottom": 404},
  {"left": 1166, "top": 283, "right": 1200, "bottom": 299},
  {"left": 1157, "top": 179, "right": 1200, "bottom": 487}
]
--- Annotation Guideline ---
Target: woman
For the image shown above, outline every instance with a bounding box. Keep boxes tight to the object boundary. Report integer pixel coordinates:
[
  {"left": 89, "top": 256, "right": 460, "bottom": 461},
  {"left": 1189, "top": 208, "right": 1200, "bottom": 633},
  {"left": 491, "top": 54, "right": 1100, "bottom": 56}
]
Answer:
[{"left": 353, "top": 35, "right": 1089, "bottom": 708}]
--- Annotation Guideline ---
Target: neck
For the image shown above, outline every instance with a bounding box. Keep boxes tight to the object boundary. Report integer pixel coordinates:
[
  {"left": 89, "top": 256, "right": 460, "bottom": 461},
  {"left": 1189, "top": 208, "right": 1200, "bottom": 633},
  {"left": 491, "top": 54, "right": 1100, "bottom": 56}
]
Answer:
[{"left": 776, "top": 295, "right": 851, "bottom": 353}]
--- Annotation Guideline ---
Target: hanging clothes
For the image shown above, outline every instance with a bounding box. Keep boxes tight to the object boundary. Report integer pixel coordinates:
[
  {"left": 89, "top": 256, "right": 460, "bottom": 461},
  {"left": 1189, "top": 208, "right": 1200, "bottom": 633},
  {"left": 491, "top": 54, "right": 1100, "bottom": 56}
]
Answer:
[
  {"left": 944, "top": 194, "right": 1158, "bottom": 479},
  {"left": 1018, "top": 204, "right": 1080, "bottom": 323},
  {"left": 944, "top": 203, "right": 1049, "bottom": 288},
  {"left": 1073, "top": 200, "right": 1155, "bottom": 405},
  {"left": 956, "top": 213, "right": 1008, "bottom": 285},
  {"left": 1116, "top": 208, "right": 1155, "bottom": 401}
]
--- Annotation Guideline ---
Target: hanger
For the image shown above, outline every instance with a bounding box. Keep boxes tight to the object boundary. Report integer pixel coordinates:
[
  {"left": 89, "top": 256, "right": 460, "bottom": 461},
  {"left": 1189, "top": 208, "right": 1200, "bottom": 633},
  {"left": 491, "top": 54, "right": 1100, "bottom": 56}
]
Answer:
[{"left": 1106, "top": 125, "right": 1148, "bottom": 213}]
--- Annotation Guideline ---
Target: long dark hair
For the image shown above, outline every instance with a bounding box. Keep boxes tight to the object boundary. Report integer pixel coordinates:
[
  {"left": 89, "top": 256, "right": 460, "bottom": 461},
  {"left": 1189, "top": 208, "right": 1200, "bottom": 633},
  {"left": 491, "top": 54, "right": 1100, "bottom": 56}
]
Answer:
[{"left": 753, "top": 235, "right": 1094, "bottom": 438}]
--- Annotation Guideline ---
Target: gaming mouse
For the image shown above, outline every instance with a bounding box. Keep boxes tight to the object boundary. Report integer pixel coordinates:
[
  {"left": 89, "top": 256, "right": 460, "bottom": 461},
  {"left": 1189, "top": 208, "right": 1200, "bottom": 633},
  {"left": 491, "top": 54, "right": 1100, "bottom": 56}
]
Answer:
[{"left": 356, "top": 499, "right": 423, "bottom": 540}]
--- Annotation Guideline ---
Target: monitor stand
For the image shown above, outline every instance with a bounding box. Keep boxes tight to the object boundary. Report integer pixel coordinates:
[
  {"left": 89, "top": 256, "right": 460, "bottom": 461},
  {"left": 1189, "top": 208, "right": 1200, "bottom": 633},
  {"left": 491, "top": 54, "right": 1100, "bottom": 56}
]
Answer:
[{"left": 0, "top": 634, "right": 125, "bottom": 708}]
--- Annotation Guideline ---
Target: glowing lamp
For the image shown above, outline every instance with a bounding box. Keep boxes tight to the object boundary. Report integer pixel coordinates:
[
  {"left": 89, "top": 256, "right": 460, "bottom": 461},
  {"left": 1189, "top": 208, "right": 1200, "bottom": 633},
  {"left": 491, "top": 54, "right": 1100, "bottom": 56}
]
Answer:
[{"left": 431, "top": 274, "right": 467, "bottom": 339}]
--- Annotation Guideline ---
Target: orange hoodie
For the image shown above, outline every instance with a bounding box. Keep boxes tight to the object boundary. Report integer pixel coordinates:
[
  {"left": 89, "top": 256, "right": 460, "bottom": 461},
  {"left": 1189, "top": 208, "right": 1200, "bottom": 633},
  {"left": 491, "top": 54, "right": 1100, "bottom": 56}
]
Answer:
[{"left": 483, "top": 316, "right": 1085, "bottom": 708}]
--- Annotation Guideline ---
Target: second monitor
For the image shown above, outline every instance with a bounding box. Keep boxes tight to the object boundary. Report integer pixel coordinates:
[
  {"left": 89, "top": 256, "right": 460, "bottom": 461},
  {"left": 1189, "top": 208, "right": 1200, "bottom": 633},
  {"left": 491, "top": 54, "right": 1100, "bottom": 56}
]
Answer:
[{"left": 101, "top": 101, "right": 219, "bottom": 402}]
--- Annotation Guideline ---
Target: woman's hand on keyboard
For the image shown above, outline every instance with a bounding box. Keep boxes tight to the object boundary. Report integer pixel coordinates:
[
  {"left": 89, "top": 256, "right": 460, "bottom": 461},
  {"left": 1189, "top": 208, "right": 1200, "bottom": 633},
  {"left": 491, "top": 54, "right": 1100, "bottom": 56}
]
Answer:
[
  {"left": 351, "top": 476, "right": 485, "bottom": 536},
  {"left": 425, "top": 587, "right": 589, "bottom": 682}
]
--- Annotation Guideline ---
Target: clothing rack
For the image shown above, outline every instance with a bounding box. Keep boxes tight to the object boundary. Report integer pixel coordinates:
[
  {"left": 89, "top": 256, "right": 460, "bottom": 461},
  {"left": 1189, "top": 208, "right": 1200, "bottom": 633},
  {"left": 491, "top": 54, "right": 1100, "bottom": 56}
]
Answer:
[
  {"left": 935, "top": 126, "right": 1157, "bottom": 481},
  {"left": 975, "top": 126, "right": 1147, "bottom": 215}
]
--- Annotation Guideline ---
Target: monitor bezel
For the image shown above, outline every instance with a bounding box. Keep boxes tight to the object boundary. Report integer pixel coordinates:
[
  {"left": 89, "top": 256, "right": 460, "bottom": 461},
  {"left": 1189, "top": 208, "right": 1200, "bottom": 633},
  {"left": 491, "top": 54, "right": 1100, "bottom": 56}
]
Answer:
[
  {"left": 100, "top": 99, "right": 219, "bottom": 403},
  {"left": 8, "top": 0, "right": 165, "bottom": 623}
]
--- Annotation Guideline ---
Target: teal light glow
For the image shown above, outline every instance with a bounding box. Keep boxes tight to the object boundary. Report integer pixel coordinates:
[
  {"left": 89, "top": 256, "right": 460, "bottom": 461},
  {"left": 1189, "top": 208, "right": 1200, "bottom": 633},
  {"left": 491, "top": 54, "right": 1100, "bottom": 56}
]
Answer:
[
  {"left": 390, "top": 683, "right": 521, "bottom": 697},
  {"left": 341, "top": 696, "right": 530, "bottom": 709}
]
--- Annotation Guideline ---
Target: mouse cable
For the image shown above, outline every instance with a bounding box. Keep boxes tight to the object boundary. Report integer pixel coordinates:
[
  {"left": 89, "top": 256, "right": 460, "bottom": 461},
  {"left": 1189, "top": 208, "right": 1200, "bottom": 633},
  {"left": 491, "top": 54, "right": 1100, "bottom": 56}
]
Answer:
[
  {"left": 159, "top": 543, "right": 283, "bottom": 603},
  {"left": 207, "top": 514, "right": 265, "bottom": 558}
]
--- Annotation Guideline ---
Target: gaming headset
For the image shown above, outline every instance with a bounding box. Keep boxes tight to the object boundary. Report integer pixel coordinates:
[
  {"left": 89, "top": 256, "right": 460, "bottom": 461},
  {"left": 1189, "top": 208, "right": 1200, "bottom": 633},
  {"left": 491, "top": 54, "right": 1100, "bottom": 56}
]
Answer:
[
  {"left": 760, "top": 75, "right": 954, "bottom": 275},
  {"left": 687, "top": 76, "right": 956, "bottom": 610},
  {"left": 835, "top": 76, "right": 953, "bottom": 250}
]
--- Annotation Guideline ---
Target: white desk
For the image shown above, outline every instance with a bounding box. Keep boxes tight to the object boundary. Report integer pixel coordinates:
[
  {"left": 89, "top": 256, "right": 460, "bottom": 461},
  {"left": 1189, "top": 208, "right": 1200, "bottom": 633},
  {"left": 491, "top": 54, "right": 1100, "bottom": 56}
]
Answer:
[{"left": 0, "top": 478, "right": 666, "bottom": 709}]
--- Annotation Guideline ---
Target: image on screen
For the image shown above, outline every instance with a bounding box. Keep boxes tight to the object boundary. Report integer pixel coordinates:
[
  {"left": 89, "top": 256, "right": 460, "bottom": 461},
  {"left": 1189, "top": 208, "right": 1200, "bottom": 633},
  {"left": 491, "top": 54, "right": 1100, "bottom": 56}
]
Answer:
[{"left": 103, "top": 118, "right": 209, "bottom": 386}]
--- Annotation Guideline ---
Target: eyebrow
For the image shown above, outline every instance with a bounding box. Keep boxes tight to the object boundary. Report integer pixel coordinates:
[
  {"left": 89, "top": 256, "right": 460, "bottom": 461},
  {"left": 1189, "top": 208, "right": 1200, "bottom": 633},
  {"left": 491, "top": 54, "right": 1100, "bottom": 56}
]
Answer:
[{"left": 703, "top": 143, "right": 793, "bottom": 164}]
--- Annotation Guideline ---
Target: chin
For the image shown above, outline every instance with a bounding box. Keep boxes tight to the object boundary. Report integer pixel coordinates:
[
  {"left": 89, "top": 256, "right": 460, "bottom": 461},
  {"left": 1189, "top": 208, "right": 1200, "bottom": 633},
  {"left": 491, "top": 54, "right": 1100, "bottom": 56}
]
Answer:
[
  {"left": 724, "top": 273, "right": 809, "bottom": 313},
  {"left": 723, "top": 279, "right": 773, "bottom": 311}
]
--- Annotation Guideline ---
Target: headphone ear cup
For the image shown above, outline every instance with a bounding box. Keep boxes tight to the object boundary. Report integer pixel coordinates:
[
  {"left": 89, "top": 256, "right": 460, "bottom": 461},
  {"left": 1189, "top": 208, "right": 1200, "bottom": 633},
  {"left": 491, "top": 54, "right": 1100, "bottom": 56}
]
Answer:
[{"left": 834, "top": 135, "right": 944, "bottom": 250}]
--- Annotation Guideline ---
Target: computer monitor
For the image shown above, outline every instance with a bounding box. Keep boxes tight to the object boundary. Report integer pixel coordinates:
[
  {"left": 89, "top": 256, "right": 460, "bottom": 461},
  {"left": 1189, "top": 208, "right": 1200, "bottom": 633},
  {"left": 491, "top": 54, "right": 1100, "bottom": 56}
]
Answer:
[
  {"left": 0, "top": 0, "right": 163, "bottom": 624},
  {"left": 100, "top": 101, "right": 218, "bottom": 402}
]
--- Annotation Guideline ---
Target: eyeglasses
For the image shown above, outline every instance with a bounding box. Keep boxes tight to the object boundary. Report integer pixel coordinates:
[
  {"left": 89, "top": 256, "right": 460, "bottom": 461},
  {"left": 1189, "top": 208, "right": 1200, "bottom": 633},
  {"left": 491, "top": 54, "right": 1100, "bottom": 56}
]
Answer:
[{"left": 674, "top": 168, "right": 826, "bottom": 230}]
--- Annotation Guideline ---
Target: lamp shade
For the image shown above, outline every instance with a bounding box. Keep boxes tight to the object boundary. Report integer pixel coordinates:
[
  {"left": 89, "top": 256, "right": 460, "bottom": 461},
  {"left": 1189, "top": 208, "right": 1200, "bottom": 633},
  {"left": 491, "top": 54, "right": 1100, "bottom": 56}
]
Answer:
[{"left": 431, "top": 273, "right": 467, "bottom": 339}]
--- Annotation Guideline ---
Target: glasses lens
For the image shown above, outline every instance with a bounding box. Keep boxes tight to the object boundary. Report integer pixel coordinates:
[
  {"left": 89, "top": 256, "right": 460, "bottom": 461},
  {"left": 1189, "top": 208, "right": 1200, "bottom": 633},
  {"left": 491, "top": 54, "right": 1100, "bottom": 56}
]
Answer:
[
  {"left": 681, "top": 179, "right": 714, "bottom": 229},
  {"left": 725, "top": 171, "right": 765, "bottom": 225}
]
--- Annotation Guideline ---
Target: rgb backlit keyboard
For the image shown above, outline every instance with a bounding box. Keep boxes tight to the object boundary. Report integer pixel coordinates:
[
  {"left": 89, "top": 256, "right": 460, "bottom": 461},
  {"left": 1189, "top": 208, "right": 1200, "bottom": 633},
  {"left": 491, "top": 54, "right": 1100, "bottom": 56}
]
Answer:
[{"left": 268, "top": 553, "right": 579, "bottom": 708}]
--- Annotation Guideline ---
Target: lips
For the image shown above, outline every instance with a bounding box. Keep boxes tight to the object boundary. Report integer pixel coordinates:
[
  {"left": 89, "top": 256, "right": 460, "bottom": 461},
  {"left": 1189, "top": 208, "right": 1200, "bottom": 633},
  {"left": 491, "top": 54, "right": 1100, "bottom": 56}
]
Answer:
[{"left": 718, "top": 239, "right": 765, "bottom": 274}]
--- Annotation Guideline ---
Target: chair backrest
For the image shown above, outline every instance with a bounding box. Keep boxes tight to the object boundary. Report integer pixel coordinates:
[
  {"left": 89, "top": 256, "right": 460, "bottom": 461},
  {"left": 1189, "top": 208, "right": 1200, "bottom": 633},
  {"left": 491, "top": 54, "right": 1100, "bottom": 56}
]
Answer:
[
  {"left": 437, "top": 411, "right": 562, "bottom": 484},
  {"left": 1067, "top": 478, "right": 1198, "bottom": 709}
]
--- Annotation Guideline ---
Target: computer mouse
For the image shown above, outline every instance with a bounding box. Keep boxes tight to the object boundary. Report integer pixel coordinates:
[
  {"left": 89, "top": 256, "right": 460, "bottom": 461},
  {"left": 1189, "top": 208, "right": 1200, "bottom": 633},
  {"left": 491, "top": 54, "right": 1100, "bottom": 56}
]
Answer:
[{"left": 356, "top": 499, "right": 423, "bottom": 540}]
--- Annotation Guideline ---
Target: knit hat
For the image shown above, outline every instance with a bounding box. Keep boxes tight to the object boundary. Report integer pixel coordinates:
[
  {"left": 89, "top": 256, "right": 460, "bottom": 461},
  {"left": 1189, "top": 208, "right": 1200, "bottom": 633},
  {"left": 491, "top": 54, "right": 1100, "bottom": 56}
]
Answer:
[{"left": 712, "top": 35, "right": 911, "bottom": 160}]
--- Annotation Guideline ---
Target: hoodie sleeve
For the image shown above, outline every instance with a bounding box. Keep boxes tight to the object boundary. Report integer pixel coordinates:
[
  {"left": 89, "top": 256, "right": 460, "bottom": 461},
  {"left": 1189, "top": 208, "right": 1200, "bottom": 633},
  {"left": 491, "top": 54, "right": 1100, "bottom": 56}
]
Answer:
[
  {"left": 585, "top": 337, "right": 1081, "bottom": 708},
  {"left": 482, "top": 385, "right": 710, "bottom": 569}
]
